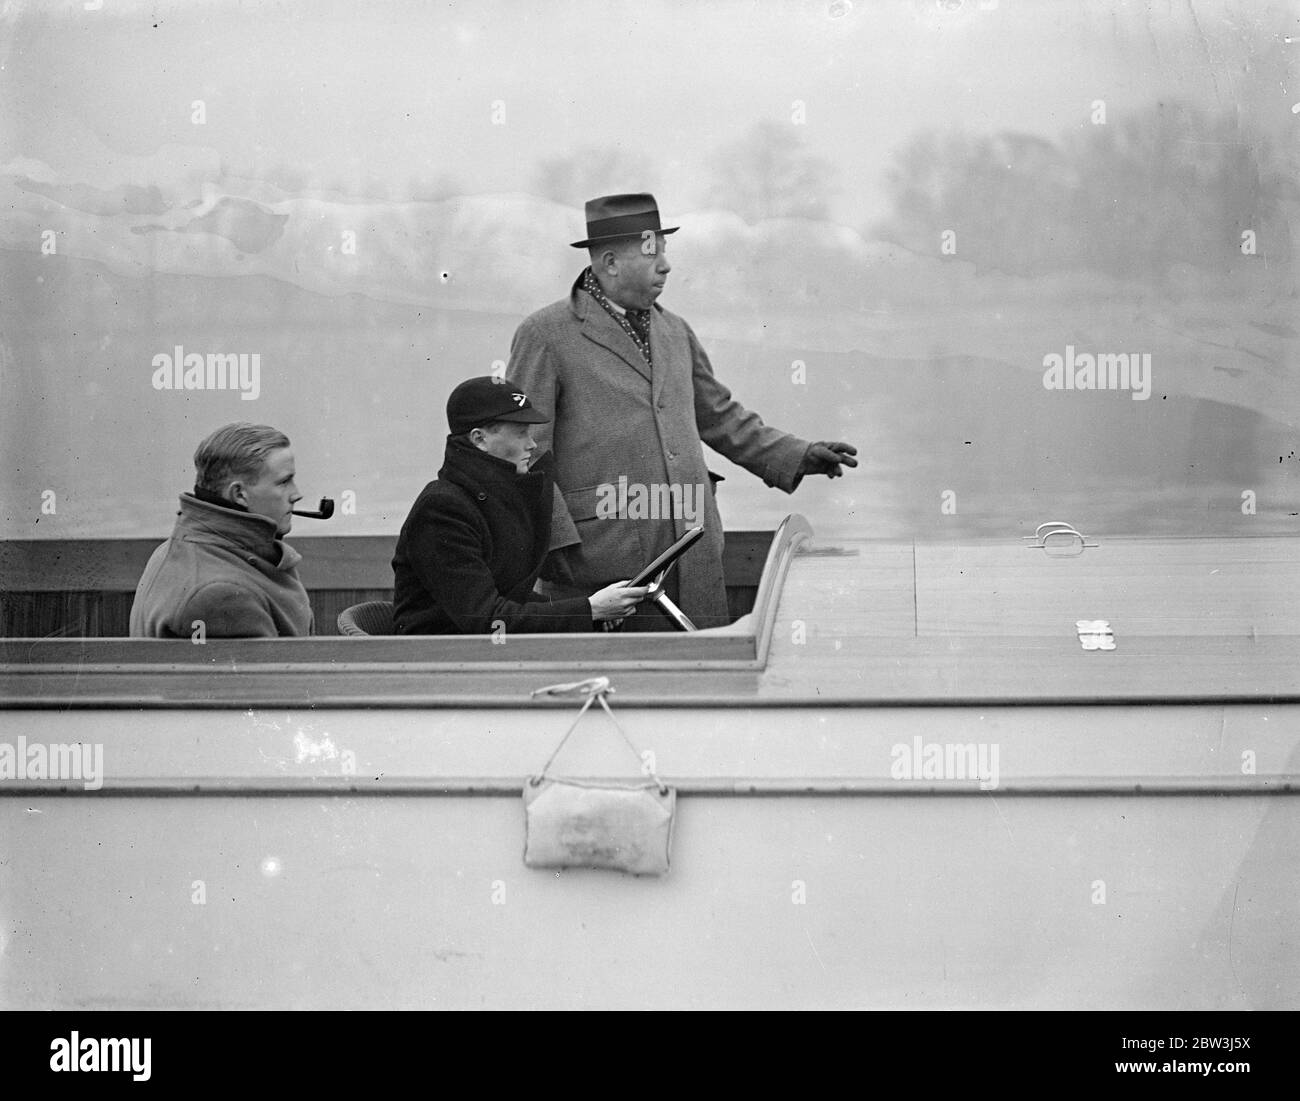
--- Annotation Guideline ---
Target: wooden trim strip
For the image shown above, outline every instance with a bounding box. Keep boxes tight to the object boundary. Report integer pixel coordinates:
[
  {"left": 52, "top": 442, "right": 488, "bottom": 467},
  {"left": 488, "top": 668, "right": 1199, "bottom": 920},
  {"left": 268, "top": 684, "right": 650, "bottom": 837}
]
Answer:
[
  {"left": 2, "top": 636, "right": 1298, "bottom": 707},
  {"left": 0, "top": 635, "right": 759, "bottom": 667},
  {"left": 3, "top": 776, "right": 1294, "bottom": 797}
]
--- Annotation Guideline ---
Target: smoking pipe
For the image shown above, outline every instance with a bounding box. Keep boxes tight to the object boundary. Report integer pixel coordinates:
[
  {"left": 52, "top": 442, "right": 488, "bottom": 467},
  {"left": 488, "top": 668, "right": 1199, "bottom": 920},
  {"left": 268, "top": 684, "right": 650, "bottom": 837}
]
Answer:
[{"left": 291, "top": 497, "right": 335, "bottom": 519}]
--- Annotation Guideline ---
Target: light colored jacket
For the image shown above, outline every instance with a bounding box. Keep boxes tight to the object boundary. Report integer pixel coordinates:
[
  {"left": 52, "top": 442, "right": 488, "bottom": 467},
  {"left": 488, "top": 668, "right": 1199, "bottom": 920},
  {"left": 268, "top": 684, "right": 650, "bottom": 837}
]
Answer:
[
  {"left": 130, "top": 495, "right": 313, "bottom": 638},
  {"left": 507, "top": 274, "right": 809, "bottom": 627}
]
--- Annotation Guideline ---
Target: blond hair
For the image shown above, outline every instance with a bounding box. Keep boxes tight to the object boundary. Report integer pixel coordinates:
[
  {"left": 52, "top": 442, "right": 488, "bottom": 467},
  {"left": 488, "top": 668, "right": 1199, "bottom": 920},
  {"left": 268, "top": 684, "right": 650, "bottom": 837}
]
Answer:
[{"left": 194, "top": 423, "right": 290, "bottom": 493}]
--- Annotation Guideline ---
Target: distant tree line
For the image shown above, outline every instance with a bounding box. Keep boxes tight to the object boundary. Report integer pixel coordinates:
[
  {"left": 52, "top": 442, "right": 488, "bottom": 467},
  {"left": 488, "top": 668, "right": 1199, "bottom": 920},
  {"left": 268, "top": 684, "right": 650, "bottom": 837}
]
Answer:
[{"left": 874, "top": 102, "right": 1296, "bottom": 280}]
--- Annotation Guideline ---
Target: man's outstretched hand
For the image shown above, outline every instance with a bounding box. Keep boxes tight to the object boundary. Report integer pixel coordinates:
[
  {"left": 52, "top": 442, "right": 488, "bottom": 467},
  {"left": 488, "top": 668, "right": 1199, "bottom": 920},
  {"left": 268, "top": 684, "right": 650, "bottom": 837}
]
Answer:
[{"left": 799, "top": 441, "right": 859, "bottom": 479}]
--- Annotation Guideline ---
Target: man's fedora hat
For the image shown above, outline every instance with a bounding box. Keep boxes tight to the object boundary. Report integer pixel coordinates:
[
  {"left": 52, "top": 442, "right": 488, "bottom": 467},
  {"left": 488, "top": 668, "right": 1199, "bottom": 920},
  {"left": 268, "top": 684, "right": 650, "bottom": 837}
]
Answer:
[
  {"left": 447, "top": 376, "right": 550, "bottom": 435},
  {"left": 570, "top": 193, "right": 679, "bottom": 249}
]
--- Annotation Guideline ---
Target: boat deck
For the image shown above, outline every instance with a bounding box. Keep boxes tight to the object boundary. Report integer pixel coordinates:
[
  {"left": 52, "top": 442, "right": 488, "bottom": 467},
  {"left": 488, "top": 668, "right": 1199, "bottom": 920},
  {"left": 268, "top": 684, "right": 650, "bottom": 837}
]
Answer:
[{"left": 2, "top": 528, "right": 1296, "bottom": 706}]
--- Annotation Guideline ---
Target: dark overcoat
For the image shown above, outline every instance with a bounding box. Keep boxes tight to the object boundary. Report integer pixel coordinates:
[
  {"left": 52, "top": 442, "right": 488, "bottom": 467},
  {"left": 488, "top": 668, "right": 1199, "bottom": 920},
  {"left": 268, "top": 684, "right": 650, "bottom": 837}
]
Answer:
[
  {"left": 507, "top": 274, "right": 809, "bottom": 628},
  {"left": 391, "top": 436, "right": 594, "bottom": 634}
]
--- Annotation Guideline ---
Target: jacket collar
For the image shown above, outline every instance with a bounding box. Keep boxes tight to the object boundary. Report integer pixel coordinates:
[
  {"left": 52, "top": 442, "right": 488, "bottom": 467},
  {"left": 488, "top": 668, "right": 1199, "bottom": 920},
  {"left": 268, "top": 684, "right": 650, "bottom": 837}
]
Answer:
[
  {"left": 174, "top": 493, "right": 302, "bottom": 571},
  {"left": 568, "top": 269, "right": 655, "bottom": 384},
  {"left": 439, "top": 435, "right": 552, "bottom": 497}
]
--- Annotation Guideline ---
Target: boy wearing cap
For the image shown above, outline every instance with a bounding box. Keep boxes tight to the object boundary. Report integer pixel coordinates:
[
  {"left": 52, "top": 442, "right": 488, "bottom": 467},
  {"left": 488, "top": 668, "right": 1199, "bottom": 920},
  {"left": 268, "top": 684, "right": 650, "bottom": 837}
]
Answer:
[{"left": 392, "top": 377, "right": 647, "bottom": 634}]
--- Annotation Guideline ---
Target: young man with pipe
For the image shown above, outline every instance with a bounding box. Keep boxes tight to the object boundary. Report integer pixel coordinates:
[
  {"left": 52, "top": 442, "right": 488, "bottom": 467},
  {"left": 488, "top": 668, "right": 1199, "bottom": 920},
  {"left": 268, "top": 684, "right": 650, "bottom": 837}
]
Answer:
[
  {"left": 392, "top": 377, "right": 646, "bottom": 634},
  {"left": 130, "top": 422, "right": 315, "bottom": 638}
]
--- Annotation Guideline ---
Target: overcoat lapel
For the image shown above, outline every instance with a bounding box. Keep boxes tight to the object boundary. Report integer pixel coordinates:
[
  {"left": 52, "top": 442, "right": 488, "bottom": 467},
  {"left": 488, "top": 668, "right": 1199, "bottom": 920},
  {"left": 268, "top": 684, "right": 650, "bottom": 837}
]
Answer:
[{"left": 573, "top": 289, "right": 653, "bottom": 384}]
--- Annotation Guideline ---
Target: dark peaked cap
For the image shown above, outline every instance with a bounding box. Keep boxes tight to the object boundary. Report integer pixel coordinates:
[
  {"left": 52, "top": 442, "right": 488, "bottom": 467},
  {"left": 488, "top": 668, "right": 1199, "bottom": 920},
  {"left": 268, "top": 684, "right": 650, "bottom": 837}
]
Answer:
[
  {"left": 570, "top": 193, "right": 679, "bottom": 248},
  {"left": 446, "top": 376, "right": 549, "bottom": 435}
]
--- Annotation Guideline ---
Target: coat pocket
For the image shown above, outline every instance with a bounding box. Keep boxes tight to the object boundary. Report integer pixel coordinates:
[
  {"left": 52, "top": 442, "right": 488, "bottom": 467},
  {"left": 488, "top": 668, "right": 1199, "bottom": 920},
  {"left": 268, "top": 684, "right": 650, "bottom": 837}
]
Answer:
[
  {"left": 562, "top": 485, "right": 603, "bottom": 522},
  {"left": 561, "top": 485, "right": 652, "bottom": 584}
]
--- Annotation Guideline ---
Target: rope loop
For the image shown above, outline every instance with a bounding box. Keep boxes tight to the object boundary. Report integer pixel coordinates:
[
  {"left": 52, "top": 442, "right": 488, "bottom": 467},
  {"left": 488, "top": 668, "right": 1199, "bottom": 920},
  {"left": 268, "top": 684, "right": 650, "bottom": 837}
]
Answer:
[{"left": 529, "top": 677, "right": 667, "bottom": 793}]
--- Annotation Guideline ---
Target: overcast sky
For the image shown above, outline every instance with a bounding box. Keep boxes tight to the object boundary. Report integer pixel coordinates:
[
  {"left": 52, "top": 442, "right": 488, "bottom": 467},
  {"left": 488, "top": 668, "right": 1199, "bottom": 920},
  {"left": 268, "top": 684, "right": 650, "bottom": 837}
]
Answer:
[{"left": 1, "top": 0, "right": 1292, "bottom": 228}]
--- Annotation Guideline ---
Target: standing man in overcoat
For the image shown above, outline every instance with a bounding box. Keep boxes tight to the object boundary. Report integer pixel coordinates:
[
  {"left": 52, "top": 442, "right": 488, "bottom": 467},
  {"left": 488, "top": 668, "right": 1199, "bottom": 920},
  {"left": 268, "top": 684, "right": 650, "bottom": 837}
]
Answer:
[{"left": 507, "top": 193, "right": 857, "bottom": 630}]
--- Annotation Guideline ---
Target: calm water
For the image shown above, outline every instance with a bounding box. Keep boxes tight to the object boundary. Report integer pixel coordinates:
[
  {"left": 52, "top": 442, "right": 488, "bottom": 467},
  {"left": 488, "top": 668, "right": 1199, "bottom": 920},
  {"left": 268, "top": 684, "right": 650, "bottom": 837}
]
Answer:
[{"left": 2, "top": 253, "right": 1296, "bottom": 545}]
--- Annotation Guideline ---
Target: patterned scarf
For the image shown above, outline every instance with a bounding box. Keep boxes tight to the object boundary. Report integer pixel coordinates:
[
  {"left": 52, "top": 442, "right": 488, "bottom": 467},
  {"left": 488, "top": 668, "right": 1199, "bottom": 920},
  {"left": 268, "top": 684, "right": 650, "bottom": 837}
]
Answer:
[{"left": 581, "top": 267, "right": 653, "bottom": 365}]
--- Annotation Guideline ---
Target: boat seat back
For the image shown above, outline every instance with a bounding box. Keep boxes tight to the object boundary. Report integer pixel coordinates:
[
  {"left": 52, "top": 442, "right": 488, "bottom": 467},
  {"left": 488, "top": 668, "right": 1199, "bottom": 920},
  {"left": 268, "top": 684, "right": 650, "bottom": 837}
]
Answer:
[{"left": 337, "top": 600, "right": 395, "bottom": 636}]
